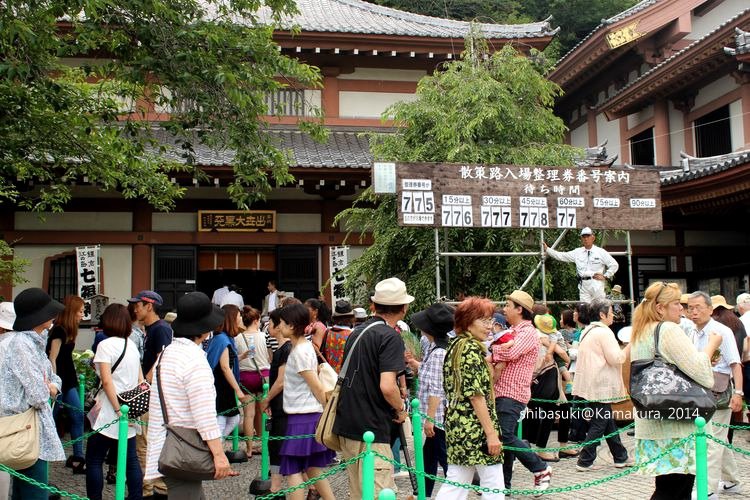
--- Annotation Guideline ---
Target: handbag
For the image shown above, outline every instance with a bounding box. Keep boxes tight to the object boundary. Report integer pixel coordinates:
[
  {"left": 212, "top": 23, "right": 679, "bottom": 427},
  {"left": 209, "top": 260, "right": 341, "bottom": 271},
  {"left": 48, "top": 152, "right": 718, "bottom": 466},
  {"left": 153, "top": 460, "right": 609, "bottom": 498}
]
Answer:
[
  {"left": 318, "top": 362, "right": 338, "bottom": 396},
  {"left": 315, "top": 321, "right": 384, "bottom": 451},
  {"left": 711, "top": 372, "right": 732, "bottom": 410},
  {"left": 0, "top": 407, "right": 40, "bottom": 470},
  {"left": 630, "top": 322, "right": 716, "bottom": 421},
  {"left": 531, "top": 364, "right": 560, "bottom": 401},
  {"left": 156, "top": 348, "right": 216, "bottom": 481},
  {"left": 117, "top": 382, "right": 151, "bottom": 418}
]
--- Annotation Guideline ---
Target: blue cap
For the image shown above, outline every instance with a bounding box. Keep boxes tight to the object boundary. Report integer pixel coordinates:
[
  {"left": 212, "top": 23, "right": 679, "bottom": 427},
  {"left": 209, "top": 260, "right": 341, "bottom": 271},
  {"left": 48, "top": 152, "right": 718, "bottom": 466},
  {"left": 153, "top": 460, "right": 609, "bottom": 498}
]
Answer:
[{"left": 127, "top": 290, "right": 163, "bottom": 307}]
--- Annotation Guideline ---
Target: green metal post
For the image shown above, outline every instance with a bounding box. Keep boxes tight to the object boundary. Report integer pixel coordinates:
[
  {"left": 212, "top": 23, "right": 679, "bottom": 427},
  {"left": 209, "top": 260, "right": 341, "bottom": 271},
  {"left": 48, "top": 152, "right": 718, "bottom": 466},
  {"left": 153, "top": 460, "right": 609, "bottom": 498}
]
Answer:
[
  {"left": 411, "top": 399, "right": 427, "bottom": 500},
  {"left": 695, "top": 417, "right": 708, "bottom": 500},
  {"left": 115, "top": 405, "right": 130, "bottom": 500},
  {"left": 378, "top": 489, "right": 397, "bottom": 500},
  {"left": 517, "top": 411, "right": 523, "bottom": 439},
  {"left": 78, "top": 374, "right": 86, "bottom": 414},
  {"left": 261, "top": 383, "right": 270, "bottom": 481},
  {"left": 232, "top": 395, "right": 240, "bottom": 453},
  {"left": 362, "top": 431, "right": 375, "bottom": 500}
]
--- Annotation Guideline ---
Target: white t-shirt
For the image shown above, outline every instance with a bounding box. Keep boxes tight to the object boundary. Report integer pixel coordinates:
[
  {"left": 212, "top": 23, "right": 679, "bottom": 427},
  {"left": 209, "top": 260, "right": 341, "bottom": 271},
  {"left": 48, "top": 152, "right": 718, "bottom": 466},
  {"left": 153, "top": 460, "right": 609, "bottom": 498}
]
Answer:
[
  {"left": 283, "top": 340, "right": 323, "bottom": 414},
  {"left": 94, "top": 337, "right": 141, "bottom": 439},
  {"left": 236, "top": 330, "right": 271, "bottom": 371}
]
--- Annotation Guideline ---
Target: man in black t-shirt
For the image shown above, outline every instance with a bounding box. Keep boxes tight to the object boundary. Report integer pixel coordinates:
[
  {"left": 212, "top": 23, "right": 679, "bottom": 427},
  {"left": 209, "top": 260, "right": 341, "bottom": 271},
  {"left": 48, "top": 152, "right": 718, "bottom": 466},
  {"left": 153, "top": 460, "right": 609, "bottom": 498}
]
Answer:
[
  {"left": 128, "top": 290, "right": 171, "bottom": 499},
  {"left": 334, "top": 277, "right": 412, "bottom": 499}
]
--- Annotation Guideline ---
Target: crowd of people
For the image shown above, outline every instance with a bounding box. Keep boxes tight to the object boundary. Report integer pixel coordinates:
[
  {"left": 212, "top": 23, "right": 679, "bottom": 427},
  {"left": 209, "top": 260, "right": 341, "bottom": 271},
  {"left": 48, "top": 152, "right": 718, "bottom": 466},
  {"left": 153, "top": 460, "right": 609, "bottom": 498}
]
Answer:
[{"left": 0, "top": 261, "right": 749, "bottom": 500}]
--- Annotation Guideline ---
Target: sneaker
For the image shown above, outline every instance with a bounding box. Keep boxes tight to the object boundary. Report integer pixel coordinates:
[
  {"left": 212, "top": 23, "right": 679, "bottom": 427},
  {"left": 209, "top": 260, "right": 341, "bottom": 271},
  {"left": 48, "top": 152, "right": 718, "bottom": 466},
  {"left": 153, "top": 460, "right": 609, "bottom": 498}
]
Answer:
[
  {"left": 532, "top": 466, "right": 552, "bottom": 496},
  {"left": 576, "top": 463, "right": 603, "bottom": 472},
  {"left": 720, "top": 481, "right": 742, "bottom": 494},
  {"left": 614, "top": 459, "right": 635, "bottom": 468},
  {"left": 690, "top": 491, "right": 717, "bottom": 500}
]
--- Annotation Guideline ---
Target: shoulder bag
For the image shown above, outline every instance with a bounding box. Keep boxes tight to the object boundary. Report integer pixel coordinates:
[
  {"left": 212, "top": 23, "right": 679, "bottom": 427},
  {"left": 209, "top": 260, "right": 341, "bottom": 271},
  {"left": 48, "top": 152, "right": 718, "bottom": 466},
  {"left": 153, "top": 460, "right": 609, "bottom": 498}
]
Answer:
[
  {"left": 315, "top": 321, "right": 385, "bottom": 451},
  {"left": 156, "top": 349, "right": 216, "bottom": 481},
  {"left": 630, "top": 322, "right": 716, "bottom": 421},
  {"left": 0, "top": 407, "right": 39, "bottom": 470}
]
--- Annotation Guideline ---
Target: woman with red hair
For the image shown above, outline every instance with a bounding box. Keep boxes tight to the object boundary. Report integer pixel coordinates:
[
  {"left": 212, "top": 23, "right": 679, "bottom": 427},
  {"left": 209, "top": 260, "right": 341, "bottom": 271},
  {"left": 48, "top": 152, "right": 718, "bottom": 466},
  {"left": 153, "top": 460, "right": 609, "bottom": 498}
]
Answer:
[
  {"left": 47, "top": 295, "right": 86, "bottom": 472},
  {"left": 436, "top": 297, "right": 504, "bottom": 500}
]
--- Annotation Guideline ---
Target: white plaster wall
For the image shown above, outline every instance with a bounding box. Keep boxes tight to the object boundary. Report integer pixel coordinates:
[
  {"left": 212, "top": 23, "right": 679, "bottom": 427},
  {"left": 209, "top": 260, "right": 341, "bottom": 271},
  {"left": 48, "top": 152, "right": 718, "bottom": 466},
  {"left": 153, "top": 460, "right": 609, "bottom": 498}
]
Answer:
[
  {"left": 569, "top": 123, "right": 589, "bottom": 148},
  {"left": 13, "top": 245, "right": 133, "bottom": 303},
  {"left": 339, "top": 91, "right": 418, "bottom": 119},
  {"left": 668, "top": 101, "right": 686, "bottom": 166},
  {"left": 627, "top": 105, "right": 654, "bottom": 129},
  {"left": 15, "top": 212, "right": 132, "bottom": 231},
  {"left": 596, "top": 112, "right": 621, "bottom": 158},
  {"left": 607, "top": 230, "right": 676, "bottom": 247},
  {"left": 729, "top": 99, "right": 744, "bottom": 150},
  {"left": 685, "top": 230, "right": 750, "bottom": 246},
  {"left": 688, "top": 0, "right": 748, "bottom": 40},
  {"left": 338, "top": 68, "right": 426, "bottom": 81},
  {"left": 277, "top": 214, "right": 321, "bottom": 232},
  {"left": 305, "top": 90, "right": 322, "bottom": 113},
  {"left": 152, "top": 212, "right": 198, "bottom": 231},
  {"left": 693, "top": 75, "right": 738, "bottom": 109}
]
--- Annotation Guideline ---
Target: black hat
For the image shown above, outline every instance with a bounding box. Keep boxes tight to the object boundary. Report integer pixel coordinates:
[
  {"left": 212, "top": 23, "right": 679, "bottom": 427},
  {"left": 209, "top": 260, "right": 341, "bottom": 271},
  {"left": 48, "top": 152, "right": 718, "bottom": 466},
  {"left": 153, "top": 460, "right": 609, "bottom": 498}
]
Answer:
[
  {"left": 13, "top": 287, "right": 64, "bottom": 331},
  {"left": 171, "top": 292, "right": 225, "bottom": 338},
  {"left": 411, "top": 303, "right": 454, "bottom": 339},
  {"left": 332, "top": 300, "right": 354, "bottom": 317}
]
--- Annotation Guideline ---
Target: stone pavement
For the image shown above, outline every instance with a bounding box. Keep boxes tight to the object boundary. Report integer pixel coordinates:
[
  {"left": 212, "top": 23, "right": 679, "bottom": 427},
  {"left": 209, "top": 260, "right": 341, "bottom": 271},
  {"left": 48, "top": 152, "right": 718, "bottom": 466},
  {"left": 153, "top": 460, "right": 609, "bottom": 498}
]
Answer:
[{"left": 47, "top": 426, "right": 750, "bottom": 499}]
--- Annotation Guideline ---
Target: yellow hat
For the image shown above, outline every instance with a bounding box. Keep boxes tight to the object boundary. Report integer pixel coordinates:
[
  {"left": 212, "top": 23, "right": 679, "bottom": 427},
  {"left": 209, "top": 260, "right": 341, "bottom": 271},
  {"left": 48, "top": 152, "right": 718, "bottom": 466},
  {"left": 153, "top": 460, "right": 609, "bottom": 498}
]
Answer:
[
  {"left": 505, "top": 290, "right": 534, "bottom": 313},
  {"left": 711, "top": 295, "right": 734, "bottom": 310},
  {"left": 534, "top": 314, "right": 557, "bottom": 334}
]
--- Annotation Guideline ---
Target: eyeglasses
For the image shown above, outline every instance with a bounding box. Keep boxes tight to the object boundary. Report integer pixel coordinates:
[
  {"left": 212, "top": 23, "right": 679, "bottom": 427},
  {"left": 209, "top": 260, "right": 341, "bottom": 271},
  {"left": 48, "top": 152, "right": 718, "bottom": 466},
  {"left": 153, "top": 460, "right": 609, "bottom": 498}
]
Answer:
[{"left": 477, "top": 317, "right": 495, "bottom": 326}]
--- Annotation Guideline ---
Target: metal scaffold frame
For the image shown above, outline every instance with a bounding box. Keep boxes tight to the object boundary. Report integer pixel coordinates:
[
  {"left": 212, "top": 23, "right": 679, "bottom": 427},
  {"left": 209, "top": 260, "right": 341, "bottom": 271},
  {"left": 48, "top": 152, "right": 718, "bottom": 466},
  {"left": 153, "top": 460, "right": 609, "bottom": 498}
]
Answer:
[{"left": 434, "top": 228, "right": 636, "bottom": 308}]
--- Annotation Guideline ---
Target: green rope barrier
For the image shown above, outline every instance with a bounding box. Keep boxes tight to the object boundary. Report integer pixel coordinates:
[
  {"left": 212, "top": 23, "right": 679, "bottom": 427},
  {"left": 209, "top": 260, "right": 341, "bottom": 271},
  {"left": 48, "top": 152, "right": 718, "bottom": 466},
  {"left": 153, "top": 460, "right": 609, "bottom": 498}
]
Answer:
[
  {"left": 62, "top": 417, "right": 120, "bottom": 448},
  {"left": 710, "top": 422, "right": 750, "bottom": 430},
  {"left": 372, "top": 433, "right": 695, "bottom": 496},
  {"left": 413, "top": 408, "right": 634, "bottom": 453},
  {"left": 705, "top": 434, "right": 750, "bottom": 458},
  {"left": 254, "top": 451, "right": 367, "bottom": 500},
  {"left": 529, "top": 395, "right": 631, "bottom": 404},
  {"left": 0, "top": 463, "right": 89, "bottom": 499}
]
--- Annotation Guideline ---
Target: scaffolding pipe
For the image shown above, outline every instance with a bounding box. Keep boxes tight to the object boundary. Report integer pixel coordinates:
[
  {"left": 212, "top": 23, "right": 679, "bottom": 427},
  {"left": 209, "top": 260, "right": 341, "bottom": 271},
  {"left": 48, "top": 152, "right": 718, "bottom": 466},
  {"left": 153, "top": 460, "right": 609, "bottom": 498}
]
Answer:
[
  {"left": 519, "top": 229, "right": 569, "bottom": 291},
  {"left": 434, "top": 229, "right": 441, "bottom": 301},
  {"left": 540, "top": 230, "right": 546, "bottom": 303},
  {"left": 627, "top": 231, "right": 636, "bottom": 309},
  {"left": 440, "top": 251, "right": 538, "bottom": 257}
]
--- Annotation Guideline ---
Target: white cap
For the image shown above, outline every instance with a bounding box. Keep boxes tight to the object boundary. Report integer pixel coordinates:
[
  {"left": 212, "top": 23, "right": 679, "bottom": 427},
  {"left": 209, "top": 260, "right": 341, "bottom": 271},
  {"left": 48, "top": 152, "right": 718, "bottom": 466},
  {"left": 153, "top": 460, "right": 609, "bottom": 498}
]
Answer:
[
  {"left": 0, "top": 302, "right": 16, "bottom": 331},
  {"left": 352, "top": 307, "right": 367, "bottom": 319},
  {"left": 580, "top": 227, "right": 593, "bottom": 236}
]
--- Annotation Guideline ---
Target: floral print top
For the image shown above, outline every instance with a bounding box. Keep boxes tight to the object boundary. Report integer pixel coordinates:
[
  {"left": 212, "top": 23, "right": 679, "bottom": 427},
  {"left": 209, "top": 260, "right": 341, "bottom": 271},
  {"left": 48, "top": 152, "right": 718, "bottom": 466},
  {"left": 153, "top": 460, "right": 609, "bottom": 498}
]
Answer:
[
  {"left": 0, "top": 330, "right": 65, "bottom": 462},
  {"left": 443, "top": 333, "right": 502, "bottom": 466}
]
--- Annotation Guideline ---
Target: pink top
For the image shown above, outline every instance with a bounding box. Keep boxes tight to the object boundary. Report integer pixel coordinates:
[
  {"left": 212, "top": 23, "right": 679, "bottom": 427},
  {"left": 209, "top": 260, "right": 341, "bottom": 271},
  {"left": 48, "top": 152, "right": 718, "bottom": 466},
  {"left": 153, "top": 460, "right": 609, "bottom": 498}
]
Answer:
[
  {"left": 491, "top": 320, "right": 539, "bottom": 404},
  {"left": 572, "top": 321, "right": 627, "bottom": 402},
  {"left": 145, "top": 337, "right": 221, "bottom": 480}
]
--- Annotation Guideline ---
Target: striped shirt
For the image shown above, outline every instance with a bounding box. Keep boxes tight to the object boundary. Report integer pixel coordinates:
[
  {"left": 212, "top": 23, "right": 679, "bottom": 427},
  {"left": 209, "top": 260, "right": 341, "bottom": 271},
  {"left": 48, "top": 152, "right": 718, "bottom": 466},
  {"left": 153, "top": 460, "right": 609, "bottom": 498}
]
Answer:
[
  {"left": 491, "top": 320, "right": 540, "bottom": 405},
  {"left": 145, "top": 337, "right": 221, "bottom": 480}
]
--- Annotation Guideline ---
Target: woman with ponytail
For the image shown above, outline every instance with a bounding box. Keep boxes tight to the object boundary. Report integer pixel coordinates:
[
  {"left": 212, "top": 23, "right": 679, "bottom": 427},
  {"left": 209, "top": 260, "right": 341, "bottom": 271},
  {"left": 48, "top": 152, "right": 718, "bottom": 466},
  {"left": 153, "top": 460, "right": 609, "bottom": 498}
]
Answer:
[
  {"left": 630, "top": 282, "right": 721, "bottom": 500},
  {"left": 435, "top": 297, "right": 503, "bottom": 500}
]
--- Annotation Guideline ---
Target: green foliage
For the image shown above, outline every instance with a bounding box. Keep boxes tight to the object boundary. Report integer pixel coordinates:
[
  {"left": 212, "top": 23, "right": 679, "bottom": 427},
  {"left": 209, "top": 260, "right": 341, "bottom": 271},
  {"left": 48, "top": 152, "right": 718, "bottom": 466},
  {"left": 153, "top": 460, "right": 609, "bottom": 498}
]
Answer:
[
  {"left": 336, "top": 40, "right": 584, "bottom": 312},
  {"left": 0, "top": 240, "right": 29, "bottom": 298},
  {"left": 0, "top": 0, "right": 324, "bottom": 213}
]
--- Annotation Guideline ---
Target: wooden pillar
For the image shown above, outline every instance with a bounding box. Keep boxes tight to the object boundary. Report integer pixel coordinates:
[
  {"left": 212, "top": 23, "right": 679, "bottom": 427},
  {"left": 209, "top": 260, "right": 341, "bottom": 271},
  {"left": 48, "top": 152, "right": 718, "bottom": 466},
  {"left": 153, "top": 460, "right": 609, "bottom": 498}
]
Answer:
[
  {"left": 321, "top": 68, "right": 341, "bottom": 119},
  {"left": 619, "top": 117, "right": 630, "bottom": 163},
  {"left": 653, "top": 100, "right": 671, "bottom": 165},
  {"left": 131, "top": 204, "right": 152, "bottom": 295},
  {"left": 587, "top": 110, "right": 598, "bottom": 147}
]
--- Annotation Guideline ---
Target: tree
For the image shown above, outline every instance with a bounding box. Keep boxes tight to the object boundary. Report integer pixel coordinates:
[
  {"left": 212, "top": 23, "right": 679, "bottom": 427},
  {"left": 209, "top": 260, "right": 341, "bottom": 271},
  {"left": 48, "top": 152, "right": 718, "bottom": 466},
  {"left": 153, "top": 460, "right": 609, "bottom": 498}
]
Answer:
[
  {"left": 336, "top": 38, "right": 585, "bottom": 312},
  {"left": 1, "top": 0, "right": 324, "bottom": 213},
  {"left": 0, "top": 240, "right": 28, "bottom": 300}
]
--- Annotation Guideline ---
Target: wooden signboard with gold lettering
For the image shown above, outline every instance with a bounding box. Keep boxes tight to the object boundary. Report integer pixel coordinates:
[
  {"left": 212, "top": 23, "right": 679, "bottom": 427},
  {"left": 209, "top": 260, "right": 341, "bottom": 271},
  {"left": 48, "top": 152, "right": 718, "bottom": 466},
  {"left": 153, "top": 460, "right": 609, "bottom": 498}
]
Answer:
[
  {"left": 198, "top": 210, "right": 276, "bottom": 232},
  {"left": 394, "top": 163, "right": 662, "bottom": 230}
]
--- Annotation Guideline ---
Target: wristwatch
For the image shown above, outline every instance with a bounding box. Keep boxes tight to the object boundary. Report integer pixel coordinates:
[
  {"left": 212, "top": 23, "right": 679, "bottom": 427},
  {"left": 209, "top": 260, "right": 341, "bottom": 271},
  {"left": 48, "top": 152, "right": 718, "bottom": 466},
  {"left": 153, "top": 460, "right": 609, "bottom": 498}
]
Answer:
[{"left": 734, "top": 390, "right": 744, "bottom": 396}]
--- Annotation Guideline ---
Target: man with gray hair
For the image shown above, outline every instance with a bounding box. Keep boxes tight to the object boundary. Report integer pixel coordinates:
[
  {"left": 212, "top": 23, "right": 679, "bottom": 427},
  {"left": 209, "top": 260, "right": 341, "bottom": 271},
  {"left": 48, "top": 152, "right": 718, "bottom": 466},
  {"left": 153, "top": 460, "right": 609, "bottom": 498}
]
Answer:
[
  {"left": 737, "top": 293, "right": 750, "bottom": 335},
  {"left": 687, "top": 291, "right": 743, "bottom": 496}
]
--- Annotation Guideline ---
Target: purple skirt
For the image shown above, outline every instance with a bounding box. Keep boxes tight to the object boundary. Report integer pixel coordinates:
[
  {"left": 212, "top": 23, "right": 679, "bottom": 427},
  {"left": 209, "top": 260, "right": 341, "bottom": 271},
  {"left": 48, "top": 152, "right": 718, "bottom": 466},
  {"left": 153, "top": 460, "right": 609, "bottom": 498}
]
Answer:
[{"left": 279, "top": 413, "right": 336, "bottom": 475}]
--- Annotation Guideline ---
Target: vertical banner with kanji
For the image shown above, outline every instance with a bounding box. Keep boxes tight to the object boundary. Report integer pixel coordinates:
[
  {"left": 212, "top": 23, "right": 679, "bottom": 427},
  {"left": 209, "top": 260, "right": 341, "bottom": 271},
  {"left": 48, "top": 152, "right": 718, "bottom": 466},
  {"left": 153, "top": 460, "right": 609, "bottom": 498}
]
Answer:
[
  {"left": 329, "top": 246, "right": 349, "bottom": 305},
  {"left": 76, "top": 245, "right": 101, "bottom": 320}
]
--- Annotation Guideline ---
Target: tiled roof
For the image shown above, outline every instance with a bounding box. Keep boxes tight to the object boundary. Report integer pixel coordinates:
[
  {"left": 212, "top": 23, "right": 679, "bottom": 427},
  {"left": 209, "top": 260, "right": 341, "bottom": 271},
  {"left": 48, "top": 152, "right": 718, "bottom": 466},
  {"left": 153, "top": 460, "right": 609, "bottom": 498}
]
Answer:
[
  {"left": 254, "top": 0, "right": 558, "bottom": 39},
  {"left": 150, "top": 128, "right": 373, "bottom": 169},
  {"left": 556, "top": 0, "right": 660, "bottom": 66},
  {"left": 660, "top": 150, "right": 750, "bottom": 185},
  {"left": 603, "top": 8, "right": 750, "bottom": 108}
]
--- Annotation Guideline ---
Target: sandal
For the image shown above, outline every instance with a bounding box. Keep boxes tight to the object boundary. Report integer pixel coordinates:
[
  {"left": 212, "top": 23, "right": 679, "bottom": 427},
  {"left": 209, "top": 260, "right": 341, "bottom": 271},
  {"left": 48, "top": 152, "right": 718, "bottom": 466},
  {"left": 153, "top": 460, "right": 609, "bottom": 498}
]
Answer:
[
  {"left": 72, "top": 461, "right": 86, "bottom": 475},
  {"left": 106, "top": 465, "right": 116, "bottom": 484},
  {"left": 559, "top": 449, "right": 580, "bottom": 458},
  {"left": 67, "top": 456, "right": 86, "bottom": 474}
]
